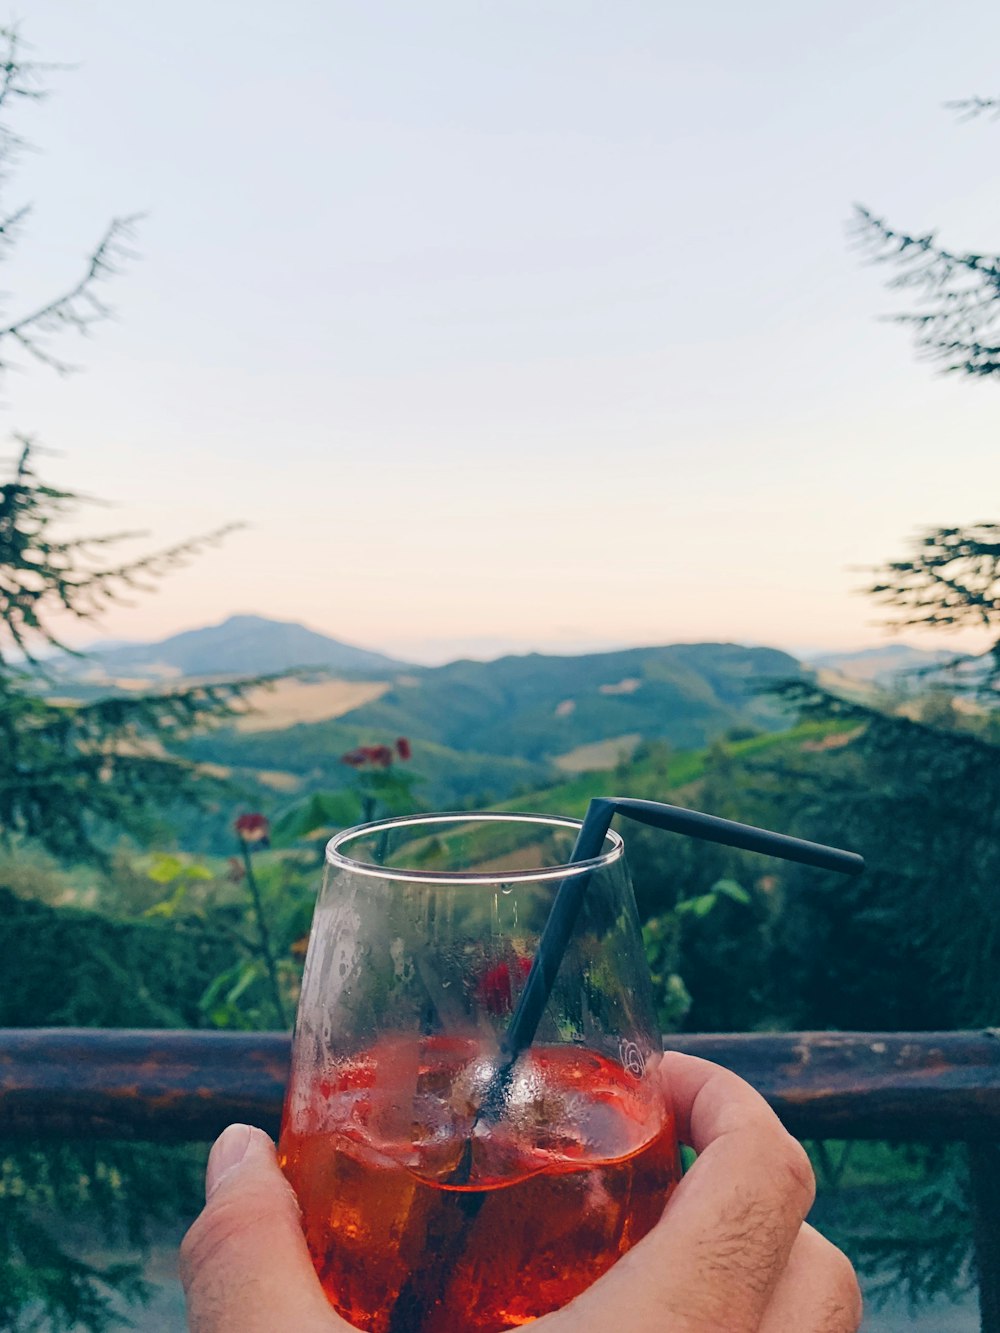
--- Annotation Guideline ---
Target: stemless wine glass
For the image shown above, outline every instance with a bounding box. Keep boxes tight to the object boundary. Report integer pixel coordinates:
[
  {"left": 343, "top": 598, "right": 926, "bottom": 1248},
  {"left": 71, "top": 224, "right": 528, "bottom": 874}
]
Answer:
[{"left": 278, "top": 812, "right": 680, "bottom": 1333}]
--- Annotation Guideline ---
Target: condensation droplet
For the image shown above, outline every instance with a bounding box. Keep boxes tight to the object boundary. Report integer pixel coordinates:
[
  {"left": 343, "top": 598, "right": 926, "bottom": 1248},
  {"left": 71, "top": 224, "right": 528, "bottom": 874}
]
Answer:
[{"left": 501, "top": 886, "right": 514, "bottom": 896}]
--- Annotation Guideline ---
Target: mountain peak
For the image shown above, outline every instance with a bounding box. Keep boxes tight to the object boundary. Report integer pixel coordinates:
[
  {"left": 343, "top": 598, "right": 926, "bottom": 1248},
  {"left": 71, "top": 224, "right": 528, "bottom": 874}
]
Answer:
[{"left": 76, "top": 615, "right": 408, "bottom": 682}]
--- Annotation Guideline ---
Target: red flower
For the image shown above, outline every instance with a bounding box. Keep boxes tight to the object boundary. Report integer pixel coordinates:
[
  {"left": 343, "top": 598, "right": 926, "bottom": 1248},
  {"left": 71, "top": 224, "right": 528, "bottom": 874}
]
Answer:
[
  {"left": 341, "top": 741, "right": 399, "bottom": 769},
  {"left": 396, "top": 736, "right": 412, "bottom": 761},
  {"left": 235, "top": 813, "right": 270, "bottom": 846},
  {"left": 477, "top": 956, "right": 533, "bottom": 1016}
]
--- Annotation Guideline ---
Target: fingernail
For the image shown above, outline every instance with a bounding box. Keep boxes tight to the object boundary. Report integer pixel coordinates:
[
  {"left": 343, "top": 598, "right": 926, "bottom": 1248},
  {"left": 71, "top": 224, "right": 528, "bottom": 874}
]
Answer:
[{"left": 206, "top": 1123, "right": 258, "bottom": 1199}]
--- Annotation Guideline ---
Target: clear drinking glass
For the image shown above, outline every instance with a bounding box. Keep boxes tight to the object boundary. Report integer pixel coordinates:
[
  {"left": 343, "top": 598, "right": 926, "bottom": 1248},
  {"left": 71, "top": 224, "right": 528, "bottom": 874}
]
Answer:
[{"left": 278, "top": 812, "right": 680, "bottom": 1333}]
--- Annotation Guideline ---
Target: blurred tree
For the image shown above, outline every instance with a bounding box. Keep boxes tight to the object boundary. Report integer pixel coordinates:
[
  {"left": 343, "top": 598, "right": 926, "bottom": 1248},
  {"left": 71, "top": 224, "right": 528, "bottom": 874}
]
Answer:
[
  {"left": 0, "top": 26, "right": 261, "bottom": 1331},
  {"left": 867, "top": 522, "right": 1000, "bottom": 699},
  {"left": 853, "top": 90, "right": 1000, "bottom": 379},
  {"left": 0, "top": 27, "right": 256, "bottom": 863},
  {"left": 855, "top": 98, "right": 1000, "bottom": 697},
  {"left": 0, "top": 30, "right": 136, "bottom": 377},
  {"left": 0, "top": 441, "right": 255, "bottom": 859}
]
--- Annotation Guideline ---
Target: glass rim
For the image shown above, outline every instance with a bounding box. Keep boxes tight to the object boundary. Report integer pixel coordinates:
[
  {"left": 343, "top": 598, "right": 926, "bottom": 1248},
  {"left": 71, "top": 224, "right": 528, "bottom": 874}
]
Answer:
[{"left": 325, "top": 811, "right": 625, "bottom": 885}]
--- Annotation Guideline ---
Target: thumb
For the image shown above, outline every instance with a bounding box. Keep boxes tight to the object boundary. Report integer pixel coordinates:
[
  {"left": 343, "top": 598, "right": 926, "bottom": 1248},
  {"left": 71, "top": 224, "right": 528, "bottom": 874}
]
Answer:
[{"left": 181, "top": 1124, "right": 349, "bottom": 1332}]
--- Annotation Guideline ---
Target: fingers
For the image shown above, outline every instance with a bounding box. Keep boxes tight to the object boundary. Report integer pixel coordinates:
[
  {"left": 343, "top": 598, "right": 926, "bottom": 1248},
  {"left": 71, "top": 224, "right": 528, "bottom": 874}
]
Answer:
[
  {"left": 180, "top": 1124, "right": 349, "bottom": 1333},
  {"left": 557, "top": 1052, "right": 817, "bottom": 1333},
  {"left": 760, "top": 1224, "right": 863, "bottom": 1333}
]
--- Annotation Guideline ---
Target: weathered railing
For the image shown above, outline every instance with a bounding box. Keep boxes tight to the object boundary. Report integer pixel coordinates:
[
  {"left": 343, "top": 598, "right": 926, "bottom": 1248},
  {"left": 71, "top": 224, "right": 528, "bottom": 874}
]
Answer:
[{"left": 2, "top": 1028, "right": 998, "bottom": 1327}]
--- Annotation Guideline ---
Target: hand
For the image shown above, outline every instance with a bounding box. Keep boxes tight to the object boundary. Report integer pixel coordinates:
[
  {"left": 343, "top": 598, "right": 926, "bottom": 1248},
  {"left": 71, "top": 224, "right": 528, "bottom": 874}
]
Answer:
[{"left": 181, "top": 1052, "right": 862, "bottom": 1332}]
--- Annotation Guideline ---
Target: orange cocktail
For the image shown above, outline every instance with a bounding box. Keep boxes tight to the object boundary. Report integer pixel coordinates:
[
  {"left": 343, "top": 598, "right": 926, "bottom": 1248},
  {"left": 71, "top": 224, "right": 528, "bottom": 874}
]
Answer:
[
  {"left": 280, "top": 814, "right": 679, "bottom": 1332},
  {"left": 280, "top": 1037, "right": 678, "bottom": 1332}
]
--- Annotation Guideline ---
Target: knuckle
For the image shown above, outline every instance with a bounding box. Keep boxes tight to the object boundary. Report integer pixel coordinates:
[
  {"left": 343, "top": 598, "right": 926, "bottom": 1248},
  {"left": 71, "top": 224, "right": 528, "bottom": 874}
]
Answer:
[
  {"left": 825, "top": 1243, "right": 864, "bottom": 1328},
  {"left": 778, "top": 1134, "right": 816, "bottom": 1212},
  {"left": 802, "top": 1228, "right": 863, "bottom": 1331}
]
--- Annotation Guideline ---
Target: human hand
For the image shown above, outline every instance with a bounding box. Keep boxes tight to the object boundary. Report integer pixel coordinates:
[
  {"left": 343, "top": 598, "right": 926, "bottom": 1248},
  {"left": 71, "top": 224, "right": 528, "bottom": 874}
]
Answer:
[{"left": 181, "top": 1052, "right": 862, "bottom": 1332}]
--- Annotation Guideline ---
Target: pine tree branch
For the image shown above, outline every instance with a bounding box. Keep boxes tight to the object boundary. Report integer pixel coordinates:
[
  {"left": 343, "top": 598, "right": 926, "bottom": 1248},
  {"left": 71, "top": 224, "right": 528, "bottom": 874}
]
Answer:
[
  {"left": 945, "top": 96, "right": 1000, "bottom": 121},
  {"left": 0, "top": 216, "right": 141, "bottom": 374},
  {"left": 868, "top": 524, "right": 1000, "bottom": 635},
  {"left": 0, "top": 675, "right": 273, "bottom": 860},
  {"left": 852, "top": 206, "right": 1000, "bottom": 376},
  {"left": 0, "top": 440, "right": 246, "bottom": 664}
]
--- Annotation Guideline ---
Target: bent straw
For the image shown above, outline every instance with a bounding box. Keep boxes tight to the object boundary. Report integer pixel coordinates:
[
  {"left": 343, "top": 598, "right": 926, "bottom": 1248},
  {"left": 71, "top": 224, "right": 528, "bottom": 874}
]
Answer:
[{"left": 478, "top": 796, "right": 863, "bottom": 1119}]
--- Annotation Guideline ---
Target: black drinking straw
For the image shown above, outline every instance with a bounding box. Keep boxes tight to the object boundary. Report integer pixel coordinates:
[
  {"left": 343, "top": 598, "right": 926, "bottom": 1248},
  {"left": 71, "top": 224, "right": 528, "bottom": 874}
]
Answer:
[{"left": 478, "top": 796, "right": 864, "bottom": 1119}]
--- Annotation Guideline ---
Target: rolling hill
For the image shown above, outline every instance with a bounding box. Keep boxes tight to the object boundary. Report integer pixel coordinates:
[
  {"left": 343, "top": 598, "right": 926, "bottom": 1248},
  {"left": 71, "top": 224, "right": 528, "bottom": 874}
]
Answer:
[
  {"left": 180, "top": 639, "right": 805, "bottom": 817},
  {"left": 316, "top": 641, "right": 802, "bottom": 760},
  {"left": 45, "top": 616, "right": 809, "bottom": 833}
]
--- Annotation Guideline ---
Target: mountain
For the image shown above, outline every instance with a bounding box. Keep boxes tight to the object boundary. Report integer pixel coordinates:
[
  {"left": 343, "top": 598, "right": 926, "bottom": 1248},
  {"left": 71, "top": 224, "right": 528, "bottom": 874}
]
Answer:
[
  {"left": 324, "top": 642, "right": 803, "bottom": 760},
  {"left": 183, "top": 642, "right": 804, "bottom": 809},
  {"left": 809, "top": 644, "right": 969, "bottom": 690},
  {"left": 55, "top": 615, "right": 406, "bottom": 684}
]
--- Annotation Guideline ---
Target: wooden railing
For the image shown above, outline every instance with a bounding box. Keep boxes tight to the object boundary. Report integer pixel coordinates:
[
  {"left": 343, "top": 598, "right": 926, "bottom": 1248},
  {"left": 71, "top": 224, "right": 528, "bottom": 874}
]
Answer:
[{"left": 2, "top": 1028, "right": 998, "bottom": 1327}]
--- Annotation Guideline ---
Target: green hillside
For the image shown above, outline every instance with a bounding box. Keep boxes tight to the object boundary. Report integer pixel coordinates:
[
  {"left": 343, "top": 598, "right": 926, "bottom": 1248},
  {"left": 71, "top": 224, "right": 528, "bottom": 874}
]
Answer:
[
  {"left": 498, "top": 720, "right": 846, "bottom": 818},
  {"left": 185, "top": 722, "right": 550, "bottom": 809},
  {"left": 333, "top": 642, "right": 800, "bottom": 759},
  {"left": 175, "top": 641, "right": 804, "bottom": 837}
]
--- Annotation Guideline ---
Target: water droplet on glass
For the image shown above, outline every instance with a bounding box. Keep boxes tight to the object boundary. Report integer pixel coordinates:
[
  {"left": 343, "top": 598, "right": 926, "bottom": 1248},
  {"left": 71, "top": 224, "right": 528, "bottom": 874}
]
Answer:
[{"left": 501, "top": 886, "right": 514, "bottom": 896}]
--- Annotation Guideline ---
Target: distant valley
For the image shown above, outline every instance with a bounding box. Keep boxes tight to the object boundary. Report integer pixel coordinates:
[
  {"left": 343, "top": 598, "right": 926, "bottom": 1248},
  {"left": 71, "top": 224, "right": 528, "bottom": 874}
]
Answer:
[{"left": 43, "top": 615, "right": 974, "bottom": 836}]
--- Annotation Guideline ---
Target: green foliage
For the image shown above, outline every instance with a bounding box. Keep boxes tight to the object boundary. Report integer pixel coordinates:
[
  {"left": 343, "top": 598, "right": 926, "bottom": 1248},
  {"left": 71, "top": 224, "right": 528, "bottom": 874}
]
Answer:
[
  {"left": 136, "top": 849, "right": 316, "bottom": 1030},
  {"left": 270, "top": 790, "right": 364, "bottom": 848},
  {"left": 0, "top": 878, "right": 231, "bottom": 1331},
  {"left": 760, "top": 681, "right": 1000, "bottom": 1031},
  {"left": 0, "top": 442, "right": 239, "bottom": 669},
  {"left": 0, "top": 885, "right": 236, "bottom": 1028},
  {"left": 854, "top": 202, "right": 1000, "bottom": 379},
  {"left": 867, "top": 522, "right": 1000, "bottom": 701},
  {"left": 0, "top": 442, "right": 266, "bottom": 863},
  {"left": 0, "top": 1140, "right": 206, "bottom": 1333},
  {"left": 0, "top": 51, "right": 257, "bottom": 867},
  {"left": 809, "top": 1142, "right": 974, "bottom": 1312},
  {"left": 642, "top": 912, "right": 691, "bottom": 1031}
]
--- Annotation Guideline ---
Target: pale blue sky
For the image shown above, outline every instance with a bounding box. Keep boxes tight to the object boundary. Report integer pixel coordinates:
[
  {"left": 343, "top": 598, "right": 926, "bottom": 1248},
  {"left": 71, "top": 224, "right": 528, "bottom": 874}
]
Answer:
[{"left": 11, "top": 0, "right": 1000, "bottom": 662}]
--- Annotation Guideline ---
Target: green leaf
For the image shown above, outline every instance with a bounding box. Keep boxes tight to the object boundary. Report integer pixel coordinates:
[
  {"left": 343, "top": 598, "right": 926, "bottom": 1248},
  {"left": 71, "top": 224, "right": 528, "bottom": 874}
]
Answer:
[
  {"left": 226, "top": 960, "right": 262, "bottom": 1005},
  {"left": 145, "top": 878, "right": 194, "bottom": 922},
  {"left": 181, "top": 862, "right": 214, "bottom": 882},
  {"left": 270, "top": 791, "right": 364, "bottom": 846},
  {"left": 147, "top": 854, "right": 185, "bottom": 884},
  {"left": 677, "top": 893, "right": 717, "bottom": 918},
  {"left": 711, "top": 878, "right": 751, "bottom": 905}
]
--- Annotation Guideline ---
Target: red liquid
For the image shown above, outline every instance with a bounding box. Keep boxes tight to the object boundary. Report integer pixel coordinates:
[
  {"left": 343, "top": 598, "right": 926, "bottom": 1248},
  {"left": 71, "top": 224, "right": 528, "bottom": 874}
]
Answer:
[{"left": 278, "top": 1038, "right": 680, "bottom": 1333}]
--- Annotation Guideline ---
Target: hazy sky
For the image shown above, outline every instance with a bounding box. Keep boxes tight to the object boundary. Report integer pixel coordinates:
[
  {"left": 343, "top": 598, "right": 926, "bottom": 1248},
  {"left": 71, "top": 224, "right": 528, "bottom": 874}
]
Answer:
[{"left": 11, "top": 1, "right": 1000, "bottom": 663}]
